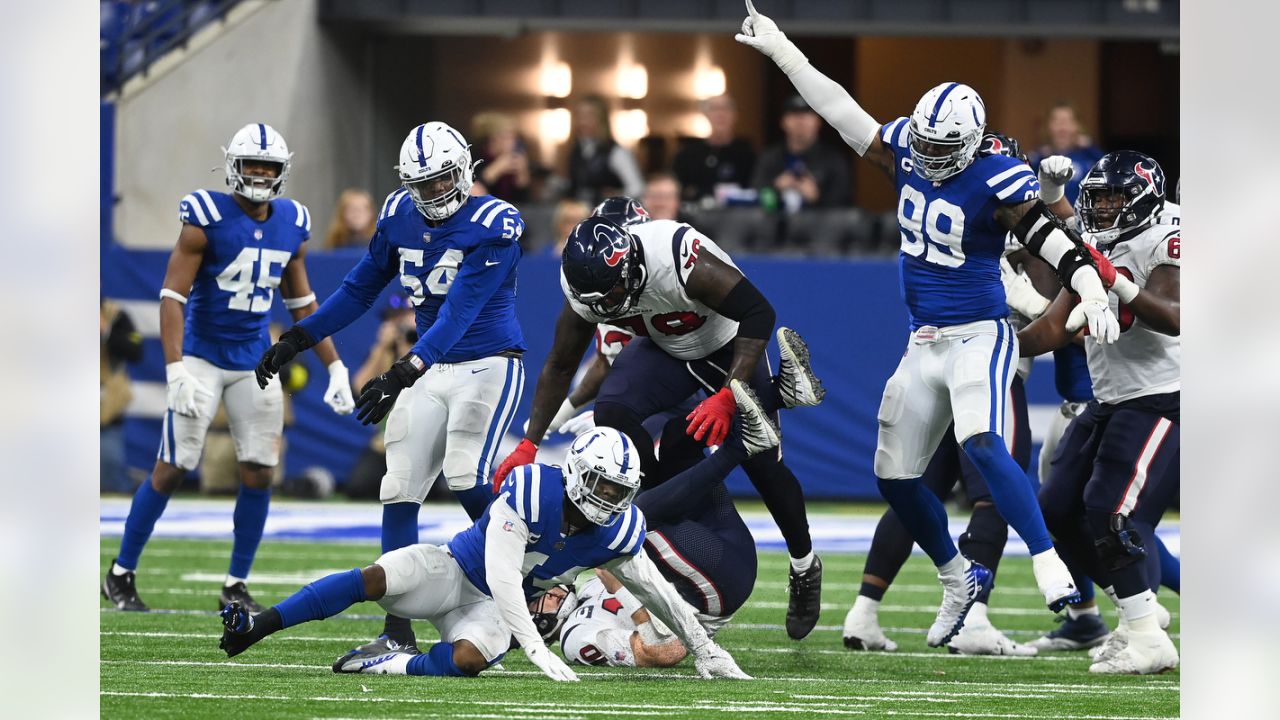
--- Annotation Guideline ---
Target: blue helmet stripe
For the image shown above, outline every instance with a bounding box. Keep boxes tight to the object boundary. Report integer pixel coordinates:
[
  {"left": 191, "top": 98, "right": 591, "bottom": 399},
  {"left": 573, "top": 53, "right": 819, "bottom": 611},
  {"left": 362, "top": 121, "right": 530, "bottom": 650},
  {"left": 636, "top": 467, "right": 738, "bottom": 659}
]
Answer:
[
  {"left": 258, "top": 123, "right": 268, "bottom": 150},
  {"left": 415, "top": 125, "right": 427, "bottom": 167},
  {"left": 618, "top": 432, "right": 630, "bottom": 474},
  {"left": 446, "top": 128, "right": 465, "bottom": 149},
  {"left": 928, "top": 82, "right": 960, "bottom": 128}
]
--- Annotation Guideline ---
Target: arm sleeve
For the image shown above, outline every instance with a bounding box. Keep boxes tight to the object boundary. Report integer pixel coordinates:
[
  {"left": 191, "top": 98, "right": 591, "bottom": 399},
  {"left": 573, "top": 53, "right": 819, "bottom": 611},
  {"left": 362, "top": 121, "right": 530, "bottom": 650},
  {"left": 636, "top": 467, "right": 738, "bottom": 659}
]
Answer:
[
  {"left": 605, "top": 551, "right": 711, "bottom": 656},
  {"left": 483, "top": 500, "right": 545, "bottom": 652},
  {"left": 783, "top": 63, "right": 880, "bottom": 156},
  {"left": 715, "top": 277, "right": 776, "bottom": 341},
  {"left": 409, "top": 239, "right": 522, "bottom": 365},
  {"left": 1011, "top": 201, "right": 1103, "bottom": 300},
  {"left": 298, "top": 231, "right": 398, "bottom": 340}
]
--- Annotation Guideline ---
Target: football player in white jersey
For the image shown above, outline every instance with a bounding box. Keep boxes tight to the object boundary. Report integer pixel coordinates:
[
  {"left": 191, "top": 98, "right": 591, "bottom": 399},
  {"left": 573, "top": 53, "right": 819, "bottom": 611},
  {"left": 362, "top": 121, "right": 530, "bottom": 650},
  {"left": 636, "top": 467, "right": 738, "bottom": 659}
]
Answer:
[
  {"left": 737, "top": 0, "right": 1120, "bottom": 647},
  {"left": 547, "top": 572, "right": 689, "bottom": 668},
  {"left": 1019, "top": 151, "right": 1180, "bottom": 674}
]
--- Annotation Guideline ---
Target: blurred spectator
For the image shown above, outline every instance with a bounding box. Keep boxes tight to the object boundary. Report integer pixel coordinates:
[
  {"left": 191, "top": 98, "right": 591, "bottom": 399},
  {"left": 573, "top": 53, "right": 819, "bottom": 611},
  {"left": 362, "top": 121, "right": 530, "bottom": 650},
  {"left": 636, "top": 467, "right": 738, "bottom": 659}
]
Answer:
[
  {"left": 323, "top": 188, "right": 376, "bottom": 249},
  {"left": 1030, "top": 102, "right": 1105, "bottom": 205},
  {"left": 753, "top": 96, "right": 851, "bottom": 213},
  {"left": 346, "top": 295, "right": 417, "bottom": 499},
  {"left": 550, "top": 199, "right": 591, "bottom": 256},
  {"left": 101, "top": 300, "right": 143, "bottom": 493},
  {"left": 642, "top": 172, "right": 690, "bottom": 223},
  {"left": 565, "top": 95, "right": 644, "bottom": 205},
  {"left": 471, "top": 111, "right": 534, "bottom": 203},
  {"left": 672, "top": 94, "right": 756, "bottom": 206}
]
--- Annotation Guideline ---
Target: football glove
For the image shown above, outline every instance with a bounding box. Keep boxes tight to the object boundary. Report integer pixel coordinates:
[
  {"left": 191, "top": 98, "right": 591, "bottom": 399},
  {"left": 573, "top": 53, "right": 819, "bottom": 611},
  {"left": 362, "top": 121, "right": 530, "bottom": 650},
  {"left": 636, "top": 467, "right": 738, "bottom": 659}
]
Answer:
[
  {"left": 686, "top": 387, "right": 736, "bottom": 448},
  {"left": 1000, "top": 257, "right": 1050, "bottom": 320},
  {"left": 735, "top": 0, "right": 808, "bottom": 75},
  {"left": 493, "top": 438, "right": 538, "bottom": 493},
  {"left": 1066, "top": 298, "right": 1120, "bottom": 344},
  {"left": 1037, "top": 155, "right": 1074, "bottom": 205},
  {"left": 256, "top": 326, "right": 316, "bottom": 389},
  {"left": 523, "top": 398, "right": 588, "bottom": 442},
  {"left": 354, "top": 354, "right": 425, "bottom": 425},
  {"left": 558, "top": 410, "right": 597, "bottom": 438},
  {"left": 324, "top": 361, "right": 355, "bottom": 416},
  {"left": 524, "top": 642, "right": 579, "bottom": 682},
  {"left": 165, "top": 361, "right": 214, "bottom": 418},
  {"left": 693, "top": 641, "right": 752, "bottom": 680}
]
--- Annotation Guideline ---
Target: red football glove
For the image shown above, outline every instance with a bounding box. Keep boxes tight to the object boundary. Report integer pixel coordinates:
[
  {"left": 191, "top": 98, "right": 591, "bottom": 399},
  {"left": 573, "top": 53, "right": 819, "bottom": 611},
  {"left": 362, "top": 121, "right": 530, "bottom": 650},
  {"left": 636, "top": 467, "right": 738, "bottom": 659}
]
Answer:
[
  {"left": 1085, "top": 244, "right": 1117, "bottom": 289},
  {"left": 492, "top": 438, "right": 538, "bottom": 493},
  {"left": 686, "top": 387, "right": 736, "bottom": 448}
]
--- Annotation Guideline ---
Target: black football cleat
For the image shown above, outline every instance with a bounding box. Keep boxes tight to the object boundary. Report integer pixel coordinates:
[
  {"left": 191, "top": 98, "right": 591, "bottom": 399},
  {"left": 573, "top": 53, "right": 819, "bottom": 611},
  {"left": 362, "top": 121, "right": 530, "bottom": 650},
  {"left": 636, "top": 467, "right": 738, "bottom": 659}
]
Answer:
[
  {"left": 219, "top": 582, "right": 265, "bottom": 614},
  {"left": 102, "top": 562, "right": 149, "bottom": 612},
  {"left": 333, "top": 635, "right": 421, "bottom": 673},
  {"left": 785, "top": 555, "right": 823, "bottom": 640},
  {"left": 219, "top": 602, "right": 257, "bottom": 657}
]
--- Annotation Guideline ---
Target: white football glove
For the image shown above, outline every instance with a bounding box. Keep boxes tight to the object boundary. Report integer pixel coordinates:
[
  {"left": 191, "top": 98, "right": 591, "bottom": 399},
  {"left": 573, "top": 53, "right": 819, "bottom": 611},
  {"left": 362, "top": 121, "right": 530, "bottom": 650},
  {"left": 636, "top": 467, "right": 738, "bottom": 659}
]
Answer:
[
  {"left": 558, "top": 410, "right": 596, "bottom": 438},
  {"left": 734, "top": 1, "right": 808, "bottom": 75},
  {"left": 1000, "top": 257, "right": 1050, "bottom": 320},
  {"left": 524, "top": 642, "right": 579, "bottom": 682},
  {"left": 692, "top": 641, "right": 751, "bottom": 680},
  {"left": 1037, "top": 155, "right": 1074, "bottom": 205},
  {"left": 324, "top": 361, "right": 355, "bottom": 416},
  {"left": 1065, "top": 299, "right": 1120, "bottom": 344},
  {"left": 165, "top": 361, "right": 215, "bottom": 418}
]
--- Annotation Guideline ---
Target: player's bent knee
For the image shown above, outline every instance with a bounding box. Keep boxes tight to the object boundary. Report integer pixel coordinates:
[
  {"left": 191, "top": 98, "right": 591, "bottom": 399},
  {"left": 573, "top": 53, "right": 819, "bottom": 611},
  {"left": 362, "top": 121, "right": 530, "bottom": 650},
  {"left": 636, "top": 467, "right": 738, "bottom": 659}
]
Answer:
[
  {"left": 150, "top": 461, "right": 186, "bottom": 494},
  {"left": 960, "top": 432, "right": 1006, "bottom": 469},
  {"left": 378, "top": 471, "right": 422, "bottom": 505},
  {"left": 361, "top": 564, "right": 387, "bottom": 600},
  {"left": 238, "top": 462, "right": 272, "bottom": 490},
  {"left": 451, "top": 639, "right": 488, "bottom": 676}
]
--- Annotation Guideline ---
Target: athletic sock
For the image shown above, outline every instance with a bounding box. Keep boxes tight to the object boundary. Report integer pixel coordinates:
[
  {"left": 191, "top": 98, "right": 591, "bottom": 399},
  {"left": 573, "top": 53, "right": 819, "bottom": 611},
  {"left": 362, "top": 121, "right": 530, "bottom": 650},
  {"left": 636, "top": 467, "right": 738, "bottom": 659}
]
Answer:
[
  {"left": 966, "top": 601, "right": 990, "bottom": 626},
  {"left": 383, "top": 614, "right": 415, "bottom": 644},
  {"left": 1116, "top": 589, "right": 1158, "bottom": 625},
  {"left": 225, "top": 575, "right": 247, "bottom": 588},
  {"left": 229, "top": 485, "right": 271, "bottom": 581},
  {"left": 790, "top": 551, "right": 815, "bottom": 573},
  {"left": 116, "top": 477, "right": 171, "bottom": 571},
  {"left": 961, "top": 432, "right": 1053, "bottom": 554},
  {"left": 859, "top": 581, "right": 887, "bottom": 603},
  {"left": 1155, "top": 535, "right": 1180, "bottom": 594},
  {"left": 406, "top": 642, "right": 469, "bottom": 677},
  {"left": 453, "top": 484, "right": 494, "bottom": 522},
  {"left": 381, "top": 501, "right": 420, "bottom": 553},
  {"left": 850, "top": 594, "right": 880, "bottom": 618},
  {"left": 1067, "top": 603, "right": 1101, "bottom": 620},
  {"left": 862, "top": 511, "right": 917, "bottom": 590},
  {"left": 274, "top": 568, "right": 367, "bottom": 629},
  {"left": 876, "top": 477, "right": 958, "bottom": 566},
  {"left": 937, "top": 553, "right": 966, "bottom": 578}
]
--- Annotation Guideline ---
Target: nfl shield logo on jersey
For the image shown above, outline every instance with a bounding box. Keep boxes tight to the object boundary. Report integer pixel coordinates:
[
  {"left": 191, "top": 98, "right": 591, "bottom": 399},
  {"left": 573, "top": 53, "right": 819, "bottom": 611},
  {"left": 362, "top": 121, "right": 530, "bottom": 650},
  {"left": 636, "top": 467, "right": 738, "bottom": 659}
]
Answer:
[
  {"left": 422, "top": 232, "right": 431, "bottom": 243},
  {"left": 253, "top": 229, "right": 263, "bottom": 241}
]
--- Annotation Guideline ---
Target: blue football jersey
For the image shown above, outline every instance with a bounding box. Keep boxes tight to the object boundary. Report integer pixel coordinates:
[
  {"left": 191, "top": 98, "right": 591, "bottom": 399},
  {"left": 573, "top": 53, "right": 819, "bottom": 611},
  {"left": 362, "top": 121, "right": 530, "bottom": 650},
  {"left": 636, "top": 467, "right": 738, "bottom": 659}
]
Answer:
[
  {"left": 299, "top": 193, "right": 526, "bottom": 365},
  {"left": 880, "top": 117, "right": 1041, "bottom": 330},
  {"left": 178, "top": 189, "right": 311, "bottom": 370},
  {"left": 447, "top": 463, "right": 647, "bottom": 601}
]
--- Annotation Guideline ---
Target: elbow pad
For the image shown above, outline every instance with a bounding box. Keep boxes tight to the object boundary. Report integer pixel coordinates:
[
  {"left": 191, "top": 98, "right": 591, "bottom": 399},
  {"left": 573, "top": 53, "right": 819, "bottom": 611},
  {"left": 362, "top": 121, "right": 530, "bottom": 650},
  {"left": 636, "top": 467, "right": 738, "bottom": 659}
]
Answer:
[
  {"left": 1011, "top": 201, "right": 1095, "bottom": 292},
  {"left": 718, "top": 278, "right": 776, "bottom": 340}
]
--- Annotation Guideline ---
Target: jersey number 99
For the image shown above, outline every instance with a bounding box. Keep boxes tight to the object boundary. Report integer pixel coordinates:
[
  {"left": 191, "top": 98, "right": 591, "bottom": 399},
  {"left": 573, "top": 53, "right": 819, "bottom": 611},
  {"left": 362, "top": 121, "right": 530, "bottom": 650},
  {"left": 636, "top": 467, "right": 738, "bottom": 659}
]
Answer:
[{"left": 898, "top": 186, "right": 967, "bottom": 268}]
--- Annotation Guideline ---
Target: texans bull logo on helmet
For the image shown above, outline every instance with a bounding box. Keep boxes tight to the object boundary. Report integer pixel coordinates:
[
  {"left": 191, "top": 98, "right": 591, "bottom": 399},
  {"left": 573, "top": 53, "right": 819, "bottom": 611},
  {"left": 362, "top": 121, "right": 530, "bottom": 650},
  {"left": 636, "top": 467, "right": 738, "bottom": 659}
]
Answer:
[{"left": 599, "top": 227, "right": 631, "bottom": 268}]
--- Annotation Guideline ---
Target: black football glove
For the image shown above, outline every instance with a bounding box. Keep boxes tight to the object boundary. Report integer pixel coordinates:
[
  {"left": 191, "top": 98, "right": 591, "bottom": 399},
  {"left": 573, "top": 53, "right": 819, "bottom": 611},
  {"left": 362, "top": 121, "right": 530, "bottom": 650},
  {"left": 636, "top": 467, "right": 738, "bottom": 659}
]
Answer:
[
  {"left": 354, "top": 353, "right": 426, "bottom": 425},
  {"left": 256, "top": 326, "right": 316, "bottom": 389}
]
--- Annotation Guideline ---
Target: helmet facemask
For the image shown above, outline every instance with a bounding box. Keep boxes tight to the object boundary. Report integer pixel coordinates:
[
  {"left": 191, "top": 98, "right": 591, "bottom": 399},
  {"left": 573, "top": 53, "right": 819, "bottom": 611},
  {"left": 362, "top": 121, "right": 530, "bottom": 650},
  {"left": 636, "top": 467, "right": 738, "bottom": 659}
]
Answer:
[
  {"left": 403, "top": 162, "right": 471, "bottom": 222},
  {"left": 569, "top": 244, "right": 647, "bottom": 320},
  {"left": 1077, "top": 180, "right": 1162, "bottom": 243},
  {"left": 528, "top": 585, "right": 580, "bottom": 644},
  {"left": 908, "top": 119, "right": 982, "bottom": 182},
  {"left": 226, "top": 156, "right": 289, "bottom": 203},
  {"left": 564, "top": 439, "right": 641, "bottom": 527}
]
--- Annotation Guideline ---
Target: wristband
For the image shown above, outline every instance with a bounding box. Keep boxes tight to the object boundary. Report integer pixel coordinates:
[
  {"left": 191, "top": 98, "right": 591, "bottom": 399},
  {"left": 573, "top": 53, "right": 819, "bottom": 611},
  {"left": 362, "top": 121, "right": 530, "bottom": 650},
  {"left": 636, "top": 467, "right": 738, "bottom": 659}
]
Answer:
[
  {"left": 1112, "top": 274, "right": 1140, "bottom": 304},
  {"left": 283, "top": 293, "right": 316, "bottom": 309},
  {"left": 159, "top": 288, "right": 188, "bottom": 304}
]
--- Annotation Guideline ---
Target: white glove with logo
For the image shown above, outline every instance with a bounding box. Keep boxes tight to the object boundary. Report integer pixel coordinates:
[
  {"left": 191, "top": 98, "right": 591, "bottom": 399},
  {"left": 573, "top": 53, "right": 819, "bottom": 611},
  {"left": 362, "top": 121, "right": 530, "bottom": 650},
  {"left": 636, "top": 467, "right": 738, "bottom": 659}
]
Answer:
[
  {"left": 524, "top": 642, "right": 579, "bottom": 682},
  {"left": 692, "top": 641, "right": 752, "bottom": 680},
  {"left": 1064, "top": 268, "right": 1120, "bottom": 343},
  {"left": 1037, "top": 155, "right": 1074, "bottom": 205},
  {"left": 734, "top": 0, "right": 808, "bottom": 75},
  {"left": 324, "top": 361, "right": 355, "bottom": 415},
  {"left": 1000, "top": 257, "right": 1050, "bottom": 320},
  {"left": 166, "top": 361, "right": 215, "bottom": 418}
]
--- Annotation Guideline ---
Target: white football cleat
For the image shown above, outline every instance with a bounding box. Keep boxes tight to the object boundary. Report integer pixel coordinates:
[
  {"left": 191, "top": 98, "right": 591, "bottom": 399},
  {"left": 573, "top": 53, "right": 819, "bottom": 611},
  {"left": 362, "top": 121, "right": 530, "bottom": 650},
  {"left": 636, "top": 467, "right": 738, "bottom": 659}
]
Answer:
[
  {"left": 775, "top": 327, "right": 826, "bottom": 408},
  {"left": 926, "top": 559, "right": 993, "bottom": 648},
  {"left": 1155, "top": 601, "right": 1171, "bottom": 630},
  {"left": 948, "top": 618, "right": 1037, "bottom": 656},
  {"left": 1088, "top": 629, "right": 1178, "bottom": 674},
  {"left": 842, "top": 605, "right": 898, "bottom": 651},
  {"left": 1031, "top": 550, "right": 1081, "bottom": 612},
  {"left": 1090, "top": 626, "right": 1127, "bottom": 662}
]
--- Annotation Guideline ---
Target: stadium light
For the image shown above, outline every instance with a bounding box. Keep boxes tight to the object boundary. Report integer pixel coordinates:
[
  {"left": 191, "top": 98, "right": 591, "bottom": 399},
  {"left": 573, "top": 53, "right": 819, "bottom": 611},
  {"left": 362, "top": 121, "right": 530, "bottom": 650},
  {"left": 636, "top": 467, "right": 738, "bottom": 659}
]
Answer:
[
  {"left": 540, "top": 61, "right": 572, "bottom": 99},
  {"left": 617, "top": 64, "right": 648, "bottom": 100},
  {"left": 612, "top": 109, "right": 649, "bottom": 146},
  {"left": 540, "top": 107, "right": 571, "bottom": 144},
  {"left": 694, "top": 65, "right": 725, "bottom": 100}
]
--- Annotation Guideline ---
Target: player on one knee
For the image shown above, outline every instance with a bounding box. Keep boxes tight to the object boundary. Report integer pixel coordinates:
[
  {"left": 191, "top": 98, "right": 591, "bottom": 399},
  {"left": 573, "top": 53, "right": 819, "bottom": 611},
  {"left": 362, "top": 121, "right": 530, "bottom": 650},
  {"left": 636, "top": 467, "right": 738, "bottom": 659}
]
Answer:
[
  {"left": 1018, "top": 151, "right": 1180, "bottom": 675},
  {"left": 103, "top": 124, "right": 354, "bottom": 613},
  {"left": 218, "top": 425, "right": 754, "bottom": 682},
  {"left": 738, "top": 1, "right": 1120, "bottom": 648},
  {"left": 255, "top": 122, "right": 527, "bottom": 658}
]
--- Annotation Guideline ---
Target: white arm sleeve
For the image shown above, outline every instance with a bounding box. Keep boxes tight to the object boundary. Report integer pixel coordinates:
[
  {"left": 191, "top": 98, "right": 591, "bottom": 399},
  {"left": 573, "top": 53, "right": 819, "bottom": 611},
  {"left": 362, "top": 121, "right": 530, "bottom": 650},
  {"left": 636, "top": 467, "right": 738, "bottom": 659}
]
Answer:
[
  {"left": 605, "top": 551, "right": 710, "bottom": 655},
  {"left": 484, "top": 501, "right": 545, "bottom": 652},
  {"left": 609, "top": 145, "right": 646, "bottom": 198},
  {"left": 783, "top": 63, "right": 880, "bottom": 156}
]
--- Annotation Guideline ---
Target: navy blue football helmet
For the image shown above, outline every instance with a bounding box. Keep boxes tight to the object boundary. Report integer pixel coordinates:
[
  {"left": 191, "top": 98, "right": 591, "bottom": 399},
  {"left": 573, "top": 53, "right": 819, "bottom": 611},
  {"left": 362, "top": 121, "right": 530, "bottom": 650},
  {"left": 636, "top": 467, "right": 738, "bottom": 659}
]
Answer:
[
  {"left": 591, "top": 196, "right": 651, "bottom": 227},
  {"left": 978, "top": 132, "right": 1027, "bottom": 163},
  {"left": 1076, "top": 151, "right": 1166, "bottom": 242},
  {"left": 562, "top": 216, "right": 648, "bottom": 319}
]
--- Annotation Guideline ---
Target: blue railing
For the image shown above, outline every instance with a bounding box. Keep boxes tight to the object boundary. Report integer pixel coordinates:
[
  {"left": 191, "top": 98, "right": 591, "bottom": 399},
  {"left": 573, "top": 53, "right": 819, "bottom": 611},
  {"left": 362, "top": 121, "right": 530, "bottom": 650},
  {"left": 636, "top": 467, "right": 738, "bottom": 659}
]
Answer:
[{"left": 101, "top": 0, "right": 245, "bottom": 95}]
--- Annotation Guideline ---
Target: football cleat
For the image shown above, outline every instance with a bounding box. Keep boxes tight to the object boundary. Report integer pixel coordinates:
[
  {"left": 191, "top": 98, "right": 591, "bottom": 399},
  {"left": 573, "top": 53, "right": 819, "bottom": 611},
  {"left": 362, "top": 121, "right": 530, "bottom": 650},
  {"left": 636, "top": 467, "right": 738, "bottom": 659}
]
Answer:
[
  {"left": 927, "top": 559, "right": 993, "bottom": 648},
  {"left": 1090, "top": 626, "right": 1127, "bottom": 663},
  {"left": 1088, "top": 629, "right": 1178, "bottom": 675},
  {"left": 102, "top": 563, "right": 149, "bottom": 612},
  {"left": 842, "top": 605, "right": 898, "bottom": 651},
  {"left": 1028, "top": 612, "right": 1110, "bottom": 651},
  {"left": 333, "top": 635, "right": 421, "bottom": 673},
  {"left": 729, "top": 379, "right": 781, "bottom": 457},
  {"left": 948, "top": 618, "right": 1037, "bottom": 656},
  {"left": 775, "top": 327, "right": 826, "bottom": 408},
  {"left": 219, "top": 602, "right": 256, "bottom": 657},
  {"left": 785, "top": 555, "right": 823, "bottom": 640},
  {"left": 1155, "top": 600, "right": 1171, "bottom": 630},
  {"left": 219, "top": 582, "right": 265, "bottom": 614},
  {"left": 333, "top": 647, "right": 415, "bottom": 675},
  {"left": 1031, "top": 551, "right": 1081, "bottom": 612}
]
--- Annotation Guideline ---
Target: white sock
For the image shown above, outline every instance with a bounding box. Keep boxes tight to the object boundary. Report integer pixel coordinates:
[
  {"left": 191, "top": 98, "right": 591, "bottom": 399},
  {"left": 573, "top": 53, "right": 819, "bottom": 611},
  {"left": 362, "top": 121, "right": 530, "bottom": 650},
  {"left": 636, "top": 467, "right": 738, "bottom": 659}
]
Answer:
[
  {"left": 790, "top": 551, "right": 815, "bottom": 573},
  {"left": 1101, "top": 585, "right": 1120, "bottom": 608},
  {"left": 1066, "top": 604, "right": 1101, "bottom": 620},
  {"left": 965, "top": 601, "right": 990, "bottom": 626},
  {"left": 225, "top": 575, "right": 247, "bottom": 588},
  {"left": 937, "top": 554, "right": 966, "bottom": 579},
  {"left": 1116, "top": 590, "right": 1157, "bottom": 624},
  {"left": 111, "top": 562, "right": 132, "bottom": 577},
  {"left": 851, "top": 594, "right": 880, "bottom": 617}
]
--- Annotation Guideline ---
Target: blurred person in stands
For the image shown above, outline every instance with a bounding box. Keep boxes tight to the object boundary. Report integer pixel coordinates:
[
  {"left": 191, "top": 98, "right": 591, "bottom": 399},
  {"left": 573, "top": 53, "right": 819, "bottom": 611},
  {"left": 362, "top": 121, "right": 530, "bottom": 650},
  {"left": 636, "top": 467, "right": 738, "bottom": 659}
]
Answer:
[
  {"left": 345, "top": 294, "right": 418, "bottom": 500},
  {"left": 550, "top": 199, "right": 591, "bottom": 256},
  {"left": 324, "top": 188, "right": 377, "bottom": 249},
  {"left": 472, "top": 111, "right": 534, "bottom": 204},
  {"left": 565, "top": 94, "right": 644, "bottom": 205},
  {"left": 1029, "top": 102, "right": 1104, "bottom": 205},
  {"left": 101, "top": 299, "right": 143, "bottom": 494},
  {"left": 673, "top": 94, "right": 756, "bottom": 207},
  {"left": 642, "top": 172, "right": 688, "bottom": 223},
  {"left": 753, "top": 95, "right": 851, "bottom": 213}
]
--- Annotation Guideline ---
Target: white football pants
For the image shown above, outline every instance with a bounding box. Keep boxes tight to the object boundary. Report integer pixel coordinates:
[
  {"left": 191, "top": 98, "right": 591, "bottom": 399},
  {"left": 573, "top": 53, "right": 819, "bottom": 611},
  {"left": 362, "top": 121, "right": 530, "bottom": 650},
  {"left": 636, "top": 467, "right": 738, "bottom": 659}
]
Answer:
[{"left": 158, "top": 356, "right": 283, "bottom": 470}]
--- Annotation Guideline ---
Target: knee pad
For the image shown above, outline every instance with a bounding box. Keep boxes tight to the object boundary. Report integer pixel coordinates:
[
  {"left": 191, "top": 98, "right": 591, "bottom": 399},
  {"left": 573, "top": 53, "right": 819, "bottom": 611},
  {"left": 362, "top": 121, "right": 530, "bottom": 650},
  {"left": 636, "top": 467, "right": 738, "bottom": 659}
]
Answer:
[{"left": 1087, "top": 510, "right": 1147, "bottom": 573}]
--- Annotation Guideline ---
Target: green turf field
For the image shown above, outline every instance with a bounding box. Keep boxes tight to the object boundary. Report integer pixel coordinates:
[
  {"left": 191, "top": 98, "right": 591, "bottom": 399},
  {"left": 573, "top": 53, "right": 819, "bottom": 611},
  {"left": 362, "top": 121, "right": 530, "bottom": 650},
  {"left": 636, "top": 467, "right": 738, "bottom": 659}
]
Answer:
[{"left": 100, "top": 538, "right": 1179, "bottom": 719}]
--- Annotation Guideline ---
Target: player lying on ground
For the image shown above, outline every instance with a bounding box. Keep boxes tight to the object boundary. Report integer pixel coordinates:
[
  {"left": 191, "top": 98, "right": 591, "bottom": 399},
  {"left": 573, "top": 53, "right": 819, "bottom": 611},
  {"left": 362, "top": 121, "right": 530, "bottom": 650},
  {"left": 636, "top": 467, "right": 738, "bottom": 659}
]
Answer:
[
  {"left": 738, "top": 0, "right": 1121, "bottom": 648},
  {"left": 220, "top": 411, "right": 776, "bottom": 681},
  {"left": 103, "top": 123, "right": 354, "bottom": 614},
  {"left": 1018, "top": 151, "right": 1181, "bottom": 675}
]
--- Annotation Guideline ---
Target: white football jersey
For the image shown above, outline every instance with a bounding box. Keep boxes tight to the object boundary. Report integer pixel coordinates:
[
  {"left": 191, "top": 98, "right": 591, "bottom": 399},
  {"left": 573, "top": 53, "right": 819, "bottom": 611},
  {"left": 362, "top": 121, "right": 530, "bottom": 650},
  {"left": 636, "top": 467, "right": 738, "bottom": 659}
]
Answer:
[
  {"left": 559, "top": 577, "right": 637, "bottom": 667},
  {"left": 562, "top": 219, "right": 740, "bottom": 360},
  {"left": 1085, "top": 221, "right": 1181, "bottom": 403},
  {"left": 594, "top": 323, "right": 634, "bottom": 365}
]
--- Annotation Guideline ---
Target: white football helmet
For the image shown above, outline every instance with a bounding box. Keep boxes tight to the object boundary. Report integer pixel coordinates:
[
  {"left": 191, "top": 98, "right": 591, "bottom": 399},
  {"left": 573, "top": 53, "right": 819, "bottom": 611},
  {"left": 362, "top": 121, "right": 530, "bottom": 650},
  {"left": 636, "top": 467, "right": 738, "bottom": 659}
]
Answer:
[
  {"left": 908, "top": 82, "right": 987, "bottom": 182},
  {"left": 397, "top": 122, "right": 476, "bottom": 222},
  {"left": 563, "top": 427, "right": 642, "bottom": 527},
  {"left": 222, "top": 123, "right": 292, "bottom": 203}
]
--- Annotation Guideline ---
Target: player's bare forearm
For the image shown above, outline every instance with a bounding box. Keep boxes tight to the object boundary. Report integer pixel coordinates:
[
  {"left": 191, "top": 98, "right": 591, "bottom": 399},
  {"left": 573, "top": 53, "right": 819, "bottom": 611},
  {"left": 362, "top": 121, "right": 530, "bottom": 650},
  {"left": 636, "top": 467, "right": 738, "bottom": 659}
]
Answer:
[
  {"left": 1126, "top": 265, "right": 1180, "bottom": 336},
  {"left": 524, "top": 303, "right": 596, "bottom": 442},
  {"left": 158, "top": 297, "right": 187, "bottom": 364},
  {"left": 631, "top": 632, "right": 688, "bottom": 668},
  {"left": 1047, "top": 196, "right": 1075, "bottom": 220},
  {"left": 159, "top": 224, "right": 207, "bottom": 363},
  {"left": 567, "top": 352, "right": 611, "bottom": 407},
  {"left": 1017, "top": 289, "right": 1076, "bottom": 356},
  {"left": 726, "top": 337, "right": 768, "bottom": 386}
]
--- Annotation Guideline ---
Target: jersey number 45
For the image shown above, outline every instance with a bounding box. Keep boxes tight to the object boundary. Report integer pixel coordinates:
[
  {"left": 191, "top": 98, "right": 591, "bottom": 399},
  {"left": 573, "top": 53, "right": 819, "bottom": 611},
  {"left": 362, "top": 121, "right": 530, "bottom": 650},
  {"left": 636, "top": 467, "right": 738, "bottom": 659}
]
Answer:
[{"left": 216, "top": 247, "right": 291, "bottom": 312}]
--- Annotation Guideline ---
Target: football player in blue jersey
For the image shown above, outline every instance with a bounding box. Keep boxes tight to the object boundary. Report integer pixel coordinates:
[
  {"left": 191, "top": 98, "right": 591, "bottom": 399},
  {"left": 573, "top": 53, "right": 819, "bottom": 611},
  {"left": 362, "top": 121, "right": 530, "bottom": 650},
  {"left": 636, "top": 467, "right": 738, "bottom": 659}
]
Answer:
[
  {"left": 102, "top": 123, "right": 355, "bottom": 614},
  {"left": 738, "top": 0, "right": 1121, "bottom": 648},
  {"left": 254, "top": 121, "right": 528, "bottom": 658},
  {"left": 219, "top": 422, "right": 761, "bottom": 681}
]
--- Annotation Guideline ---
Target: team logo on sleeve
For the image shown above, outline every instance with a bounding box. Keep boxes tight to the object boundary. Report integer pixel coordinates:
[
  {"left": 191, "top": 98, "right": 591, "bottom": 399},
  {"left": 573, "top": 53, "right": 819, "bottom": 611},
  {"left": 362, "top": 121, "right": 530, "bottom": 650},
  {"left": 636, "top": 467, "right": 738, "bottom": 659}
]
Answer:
[{"left": 601, "top": 597, "right": 625, "bottom": 615}]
